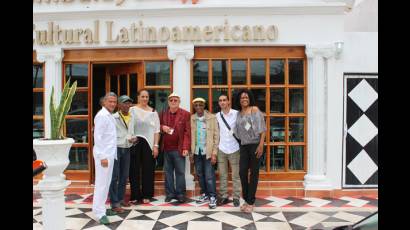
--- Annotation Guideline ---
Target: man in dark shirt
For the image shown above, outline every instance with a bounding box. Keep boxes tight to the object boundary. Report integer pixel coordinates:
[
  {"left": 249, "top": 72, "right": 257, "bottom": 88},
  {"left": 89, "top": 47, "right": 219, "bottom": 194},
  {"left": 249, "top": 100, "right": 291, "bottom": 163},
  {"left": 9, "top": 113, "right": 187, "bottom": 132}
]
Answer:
[{"left": 160, "top": 93, "right": 191, "bottom": 203}]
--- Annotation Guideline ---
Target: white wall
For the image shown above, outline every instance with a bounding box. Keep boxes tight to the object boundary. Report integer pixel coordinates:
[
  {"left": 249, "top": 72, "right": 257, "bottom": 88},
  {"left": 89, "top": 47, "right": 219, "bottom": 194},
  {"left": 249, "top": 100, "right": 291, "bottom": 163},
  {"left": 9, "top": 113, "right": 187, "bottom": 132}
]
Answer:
[{"left": 343, "top": 32, "right": 378, "bottom": 73}]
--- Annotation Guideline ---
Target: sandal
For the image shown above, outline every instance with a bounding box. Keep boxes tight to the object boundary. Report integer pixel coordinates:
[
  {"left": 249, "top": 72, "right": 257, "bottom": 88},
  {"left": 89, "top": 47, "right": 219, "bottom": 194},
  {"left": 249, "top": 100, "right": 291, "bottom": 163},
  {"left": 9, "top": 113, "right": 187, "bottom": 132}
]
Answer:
[
  {"left": 240, "top": 203, "right": 248, "bottom": 211},
  {"left": 244, "top": 204, "right": 254, "bottom": 213}
]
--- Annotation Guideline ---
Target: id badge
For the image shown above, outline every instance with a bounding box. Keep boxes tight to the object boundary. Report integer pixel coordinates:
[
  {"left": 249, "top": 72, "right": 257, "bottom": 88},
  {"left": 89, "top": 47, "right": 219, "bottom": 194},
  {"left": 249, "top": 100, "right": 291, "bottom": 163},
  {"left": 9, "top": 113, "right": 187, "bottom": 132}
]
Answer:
[{"left": 244, "top": 122, "right": 251, "bottom": 131}]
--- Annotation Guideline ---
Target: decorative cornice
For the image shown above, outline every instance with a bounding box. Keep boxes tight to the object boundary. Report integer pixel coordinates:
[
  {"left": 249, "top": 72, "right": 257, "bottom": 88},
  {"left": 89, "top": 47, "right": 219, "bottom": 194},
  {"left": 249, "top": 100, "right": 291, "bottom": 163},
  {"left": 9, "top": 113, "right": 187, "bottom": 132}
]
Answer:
[
  {"left": 36, "top": 48, "right": 64, "bottom": 63},
  {"left": 167, "top": 44, "right": 194, "bottom": 60},
  {"left": 305, "top": 44, "right": 336, "bottom": 59}
]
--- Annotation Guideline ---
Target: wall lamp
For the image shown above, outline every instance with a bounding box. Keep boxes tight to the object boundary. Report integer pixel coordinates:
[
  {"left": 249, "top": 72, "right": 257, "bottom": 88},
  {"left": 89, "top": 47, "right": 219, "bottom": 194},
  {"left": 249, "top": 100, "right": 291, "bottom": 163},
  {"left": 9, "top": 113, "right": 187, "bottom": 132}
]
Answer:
[{"left": 334, "top": 41, "right": 344, "bottom": 59}]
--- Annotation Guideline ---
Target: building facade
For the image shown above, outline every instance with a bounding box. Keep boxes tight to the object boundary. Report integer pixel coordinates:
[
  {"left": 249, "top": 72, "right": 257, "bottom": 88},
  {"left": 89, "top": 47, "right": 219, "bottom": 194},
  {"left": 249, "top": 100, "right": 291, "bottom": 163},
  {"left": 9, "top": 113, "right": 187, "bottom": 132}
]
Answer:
[{"left": 33, "top": 0, "right": 378, "bottom": 195}]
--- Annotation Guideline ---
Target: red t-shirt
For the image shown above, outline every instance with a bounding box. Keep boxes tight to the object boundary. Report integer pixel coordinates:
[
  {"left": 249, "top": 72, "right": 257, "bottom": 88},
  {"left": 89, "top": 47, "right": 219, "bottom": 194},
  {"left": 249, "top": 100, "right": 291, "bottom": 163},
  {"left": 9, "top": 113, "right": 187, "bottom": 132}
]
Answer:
[{"left": 163, "top": 112, "right": 179, "bottom": 151}]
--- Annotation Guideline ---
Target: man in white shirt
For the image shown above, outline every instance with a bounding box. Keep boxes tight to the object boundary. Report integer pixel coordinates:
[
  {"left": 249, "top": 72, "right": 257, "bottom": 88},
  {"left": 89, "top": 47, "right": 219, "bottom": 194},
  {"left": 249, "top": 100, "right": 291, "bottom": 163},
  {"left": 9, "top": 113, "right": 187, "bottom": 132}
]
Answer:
[
  {"left": 92, "top": 92, "right": 118, "bottom": 225},
  {"left": 216, "top": 94, "right": 241, "bottom": 207}
]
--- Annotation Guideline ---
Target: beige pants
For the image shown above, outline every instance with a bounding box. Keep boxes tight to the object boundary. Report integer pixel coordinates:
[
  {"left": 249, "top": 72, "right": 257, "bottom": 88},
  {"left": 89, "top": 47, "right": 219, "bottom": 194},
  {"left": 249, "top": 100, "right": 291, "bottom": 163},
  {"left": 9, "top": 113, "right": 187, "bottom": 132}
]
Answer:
[{"left": 217, "top": 149, "right": 241, "bottom": 199}]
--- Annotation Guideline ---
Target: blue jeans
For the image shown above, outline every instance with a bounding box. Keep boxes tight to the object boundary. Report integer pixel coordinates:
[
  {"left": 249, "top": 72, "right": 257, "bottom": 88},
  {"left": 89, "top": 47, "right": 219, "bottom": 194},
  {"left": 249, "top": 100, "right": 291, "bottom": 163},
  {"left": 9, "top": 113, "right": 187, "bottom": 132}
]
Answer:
[
  {"left": 109, "top": 147, "right": 130, "bottom": 208},
  {"left": 194, "top": 154, "right": 216, "bottom": 198},
  {"left": 164, "top": 150, "right": 186, "bottom": 199}
]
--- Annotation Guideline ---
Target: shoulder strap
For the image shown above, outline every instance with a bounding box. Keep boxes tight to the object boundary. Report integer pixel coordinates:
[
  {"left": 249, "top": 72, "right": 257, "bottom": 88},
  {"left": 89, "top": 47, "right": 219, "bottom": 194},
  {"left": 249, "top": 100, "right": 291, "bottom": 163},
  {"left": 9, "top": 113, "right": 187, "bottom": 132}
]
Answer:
[
  {"left": 118, "top": 112, "right": 128, "bottom": 129},
  {"left": 219, "top": 112, "right": 231, "bottom": 130}
]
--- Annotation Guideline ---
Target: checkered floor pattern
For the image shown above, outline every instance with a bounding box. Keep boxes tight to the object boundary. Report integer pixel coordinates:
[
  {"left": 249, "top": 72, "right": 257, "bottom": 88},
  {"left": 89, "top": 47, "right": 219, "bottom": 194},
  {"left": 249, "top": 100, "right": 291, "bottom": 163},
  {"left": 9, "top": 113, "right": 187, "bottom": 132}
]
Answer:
[
  {"left": 33, "top": 192, "right": 378, "bottom": 208},
  {"left": 33, "top": 193, "right": 377, "bottom": 229}
]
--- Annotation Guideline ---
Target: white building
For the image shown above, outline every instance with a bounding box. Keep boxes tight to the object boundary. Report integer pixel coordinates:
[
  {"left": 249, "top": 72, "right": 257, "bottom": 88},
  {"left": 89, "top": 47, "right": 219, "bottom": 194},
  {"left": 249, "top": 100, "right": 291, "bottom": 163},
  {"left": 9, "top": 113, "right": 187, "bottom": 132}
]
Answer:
[{"left": 33, "top": 0, "right": 378, "bottom": 196}]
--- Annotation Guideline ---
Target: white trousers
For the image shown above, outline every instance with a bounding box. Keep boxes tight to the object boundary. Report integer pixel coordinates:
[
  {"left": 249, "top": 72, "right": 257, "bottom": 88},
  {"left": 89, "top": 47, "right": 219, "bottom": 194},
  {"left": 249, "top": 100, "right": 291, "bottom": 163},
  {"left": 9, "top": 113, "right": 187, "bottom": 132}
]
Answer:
[{"left": 92, "top": 157, "right": 114, "bottom": 220}]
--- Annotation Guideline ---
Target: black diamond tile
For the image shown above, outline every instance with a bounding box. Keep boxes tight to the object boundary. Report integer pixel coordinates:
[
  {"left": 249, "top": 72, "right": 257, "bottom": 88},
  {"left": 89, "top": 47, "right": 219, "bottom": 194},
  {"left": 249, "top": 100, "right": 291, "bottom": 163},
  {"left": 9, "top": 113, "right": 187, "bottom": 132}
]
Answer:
[
  {"left": 282, "top": 212, "right": 306, "bottom": 222},
  {"left": 34, "top": 211, "right": 42, "bottom": 216},
  {"left": 346, "top": 211, "right": 374, "bottom": 217},
  {"left": 116, "top": 210, "right": 132, "bottom": 219},
  {"left": 346, "top": 166, "right": 363, "bottom": 185},
  {"left": 346, "top": 78, "right": 363, "bottom": 94},
  {"left": 254, "top": 197, "right": 273, "bottom": 206},
  {"left": 346, "top": 96, "right": 364, "bottom": 125},
  {"left": 284, "top": 197, "right": 310, "bottom": 207},
  {"left": 194, "top": 211, "right": 214, "bottom": 216},
  {"left": 314, "top": 211, "right": 338, "bottom": 216},
  {"left": 106, "top": 219, "right": 124, "bottom": 229},
  {"left": 364, "top": 171, "right": 378, "bottom": 185},
  {"left": 363, "top": 136, "right": 378, "bottom": 166},
  {"left": 358, "top": 197, "right": 378, "bottom": 207},
  {"left": 365, "top": 100, "right": 378, "bottom": 126},
  {"left": 191, "top": 216, "right": 217, "bottom": 221},
  {"left": 289, "top": 223, "right": 306, "bottom": 230},
  {"left": 33, "top": 206, "right": 41, "bottom": 210},
  {"left": 226, "top": 211, "right": 253, "bottom": 221},
  {"left": 321, "top": 198, "right": 349, "bottom": 207},
  {"left": 130, "top": 215, "right": 154, "bottom": 221},
  {"left": 152, "top": 221, "right": 170, "bottom": 229},
  {"left": 258, "top": 217, "right": 284, "bottom": 222},
  {"left": 78, "top": 208, "right": 92, "bottom": 213},
  {"left": 33, "top": 218, "right": 37, "bottom": 223},
  {"left": 81, "top": 218, "right": 101, "bottom": 229},
  {"left": 256, "top": 211, "right": 276, "bottom": 217},
  {"left": 158, "top": 210, "right": 186, "bottom": 219},
  {"left": 241, "top": 222, "right": 257, "bottom": 230},
  {"left": 345, "top": 133, "right": 363, "bottom": 164},
  {"left": 65, "top": 194, "right": 84, "bottom": 201},
  {"left": 138, "top": 210, "right": 160, "bottom": 215},
  {"left": 365, "top": 78, "right": 378, "bottom": 92},
  {"left": 221, "top": 222, "right": 237, "bottom": 230},
  {"left": 322, "top": 216, "right": 350, "bottom": 222},
  {"left": 67, "top": 213, "right": 92, "bottom": 219},
  {"left": 173, "top": 221, "right": 188, "bottom": 230},
  {"left": 310, "top": 223, "right": 326, "bottom": 229}
]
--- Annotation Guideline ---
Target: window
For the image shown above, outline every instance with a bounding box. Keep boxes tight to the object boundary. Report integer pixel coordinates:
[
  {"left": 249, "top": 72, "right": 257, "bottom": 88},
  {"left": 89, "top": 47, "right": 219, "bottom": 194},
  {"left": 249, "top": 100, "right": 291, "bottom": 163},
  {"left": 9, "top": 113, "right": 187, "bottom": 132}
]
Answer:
[
  {"left": 192, "top": 47, "right": 307, "bottom": 174},
  {"left": 33, "top": 63, "right": 44, "bottom": 139},
  {"left": 64, "top": 63, "right": 90, "bottom": 171},
  {"left": 144, "top": 61, "right": 172, "bottom": 113},
  {"left": 144, "top": 61, "right": 172, "bottom": 170}
]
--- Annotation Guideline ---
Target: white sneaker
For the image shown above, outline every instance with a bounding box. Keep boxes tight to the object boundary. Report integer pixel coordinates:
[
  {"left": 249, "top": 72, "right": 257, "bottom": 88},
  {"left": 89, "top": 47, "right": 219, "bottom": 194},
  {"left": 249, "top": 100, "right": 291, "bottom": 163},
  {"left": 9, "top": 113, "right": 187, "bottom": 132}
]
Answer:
[
  {"left": 196, "top": 194, "right": 209, "bottom": 204},
  {"left": 209, "top": 196, "right": 217, "bottom": 209}
]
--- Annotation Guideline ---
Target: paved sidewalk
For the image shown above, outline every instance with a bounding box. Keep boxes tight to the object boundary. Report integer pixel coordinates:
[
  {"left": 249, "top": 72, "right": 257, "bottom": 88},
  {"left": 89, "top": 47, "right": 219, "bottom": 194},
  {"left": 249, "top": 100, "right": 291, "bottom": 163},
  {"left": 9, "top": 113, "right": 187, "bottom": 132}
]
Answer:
[{"left": 33, "top": 191, "right": 377, "bottom": 230}]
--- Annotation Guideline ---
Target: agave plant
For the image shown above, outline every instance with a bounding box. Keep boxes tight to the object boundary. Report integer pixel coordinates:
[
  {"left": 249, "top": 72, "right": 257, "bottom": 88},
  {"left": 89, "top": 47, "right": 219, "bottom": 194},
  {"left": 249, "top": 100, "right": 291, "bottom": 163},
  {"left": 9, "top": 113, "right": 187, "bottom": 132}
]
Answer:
[{"left": 50, "top": 78, "right": 77, "bottom": 139}]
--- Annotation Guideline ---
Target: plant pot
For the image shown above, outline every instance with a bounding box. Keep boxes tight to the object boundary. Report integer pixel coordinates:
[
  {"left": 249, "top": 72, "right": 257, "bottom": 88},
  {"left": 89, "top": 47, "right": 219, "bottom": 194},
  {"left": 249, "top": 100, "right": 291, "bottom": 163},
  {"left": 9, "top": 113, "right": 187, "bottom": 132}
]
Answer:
[{"left": 33, "top": 138, "right": 74, "bottom": 188}]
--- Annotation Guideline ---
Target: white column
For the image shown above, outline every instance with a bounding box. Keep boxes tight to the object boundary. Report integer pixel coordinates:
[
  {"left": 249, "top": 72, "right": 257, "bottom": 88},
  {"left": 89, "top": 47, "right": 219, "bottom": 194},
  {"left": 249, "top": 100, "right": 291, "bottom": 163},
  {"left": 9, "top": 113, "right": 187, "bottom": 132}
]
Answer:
[
  {"left": 304, "top": 44, "right": 336, "bottom": 190},
  {"left": 36, "top": 48, "right": 64, "bottom": 139},
  {"left": 167, "top": 44, "right": 195, "bottom": 190}
]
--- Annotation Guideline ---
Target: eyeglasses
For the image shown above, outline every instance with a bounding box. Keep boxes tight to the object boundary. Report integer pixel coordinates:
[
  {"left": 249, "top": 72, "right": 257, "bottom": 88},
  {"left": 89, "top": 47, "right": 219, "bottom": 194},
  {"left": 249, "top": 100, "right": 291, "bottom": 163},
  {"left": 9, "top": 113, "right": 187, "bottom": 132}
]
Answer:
[
  {"left": 169, "top": 99, "right": 179, "bottom": 102},
  {"left": 194, "top": 104, "right": 205, "bottom": 107}
]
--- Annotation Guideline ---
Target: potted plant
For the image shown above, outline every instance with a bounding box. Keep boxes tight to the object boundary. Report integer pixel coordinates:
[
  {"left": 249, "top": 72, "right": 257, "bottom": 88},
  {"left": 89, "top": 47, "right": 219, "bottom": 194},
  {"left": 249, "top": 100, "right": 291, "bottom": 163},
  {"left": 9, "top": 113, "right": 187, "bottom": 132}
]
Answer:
[{"left": 33, "top": 78, "right": 77, "bottom": 187}]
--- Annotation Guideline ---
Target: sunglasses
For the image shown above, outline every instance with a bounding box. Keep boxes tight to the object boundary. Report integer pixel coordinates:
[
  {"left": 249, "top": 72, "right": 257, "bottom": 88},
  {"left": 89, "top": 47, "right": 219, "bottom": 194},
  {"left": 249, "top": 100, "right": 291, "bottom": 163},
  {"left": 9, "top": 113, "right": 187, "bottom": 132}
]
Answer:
[
  {"left": 169, "top": 99, "right": 179, "bottom": 102},
  {"left": 194, "top": 104, "right": 205, "bottom": 107}
]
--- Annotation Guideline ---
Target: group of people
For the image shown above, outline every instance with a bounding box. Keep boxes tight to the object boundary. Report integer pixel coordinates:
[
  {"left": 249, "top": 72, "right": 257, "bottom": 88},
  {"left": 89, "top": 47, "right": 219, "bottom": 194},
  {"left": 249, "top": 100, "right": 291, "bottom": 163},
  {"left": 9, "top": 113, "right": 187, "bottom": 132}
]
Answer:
[{"left": 92, "top": 88, "right": 266, "bottom": 225}]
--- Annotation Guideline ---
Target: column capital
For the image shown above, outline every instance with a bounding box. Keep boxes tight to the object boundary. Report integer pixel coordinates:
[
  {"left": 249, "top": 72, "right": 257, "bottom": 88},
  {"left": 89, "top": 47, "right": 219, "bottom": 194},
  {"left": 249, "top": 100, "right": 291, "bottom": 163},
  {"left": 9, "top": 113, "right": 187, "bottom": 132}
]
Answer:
[
  {"left": 36, "top": 48, "right": 64, "bottom": 63},
  {"left": 305, "top": 44, "right": 336, "bottom": 59},
  {"left": 167, "top": 44, "right": 194, "bottom": 60}
]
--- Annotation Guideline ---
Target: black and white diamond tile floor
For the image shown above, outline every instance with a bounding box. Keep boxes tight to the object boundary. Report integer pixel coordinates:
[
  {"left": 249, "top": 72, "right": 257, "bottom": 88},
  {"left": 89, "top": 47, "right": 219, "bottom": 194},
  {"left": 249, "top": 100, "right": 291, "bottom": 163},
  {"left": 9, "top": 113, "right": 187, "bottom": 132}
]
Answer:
[{"left": 33, "top": 194, "right": 377, "bottom": 230}]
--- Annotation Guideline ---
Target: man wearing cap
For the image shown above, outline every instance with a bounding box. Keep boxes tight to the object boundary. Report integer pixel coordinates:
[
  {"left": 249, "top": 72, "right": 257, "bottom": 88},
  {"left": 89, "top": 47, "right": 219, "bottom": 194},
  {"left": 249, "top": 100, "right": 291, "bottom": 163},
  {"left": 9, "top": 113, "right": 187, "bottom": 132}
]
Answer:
[
  {"left": 159, "top": 93, "right": 191, "bottom": 203},
  {"left": 109, "top": 95, "right": 136, "bottom": 213},
  {"left": 190, "top": 97, "right": 219, "bottom": 209}
]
